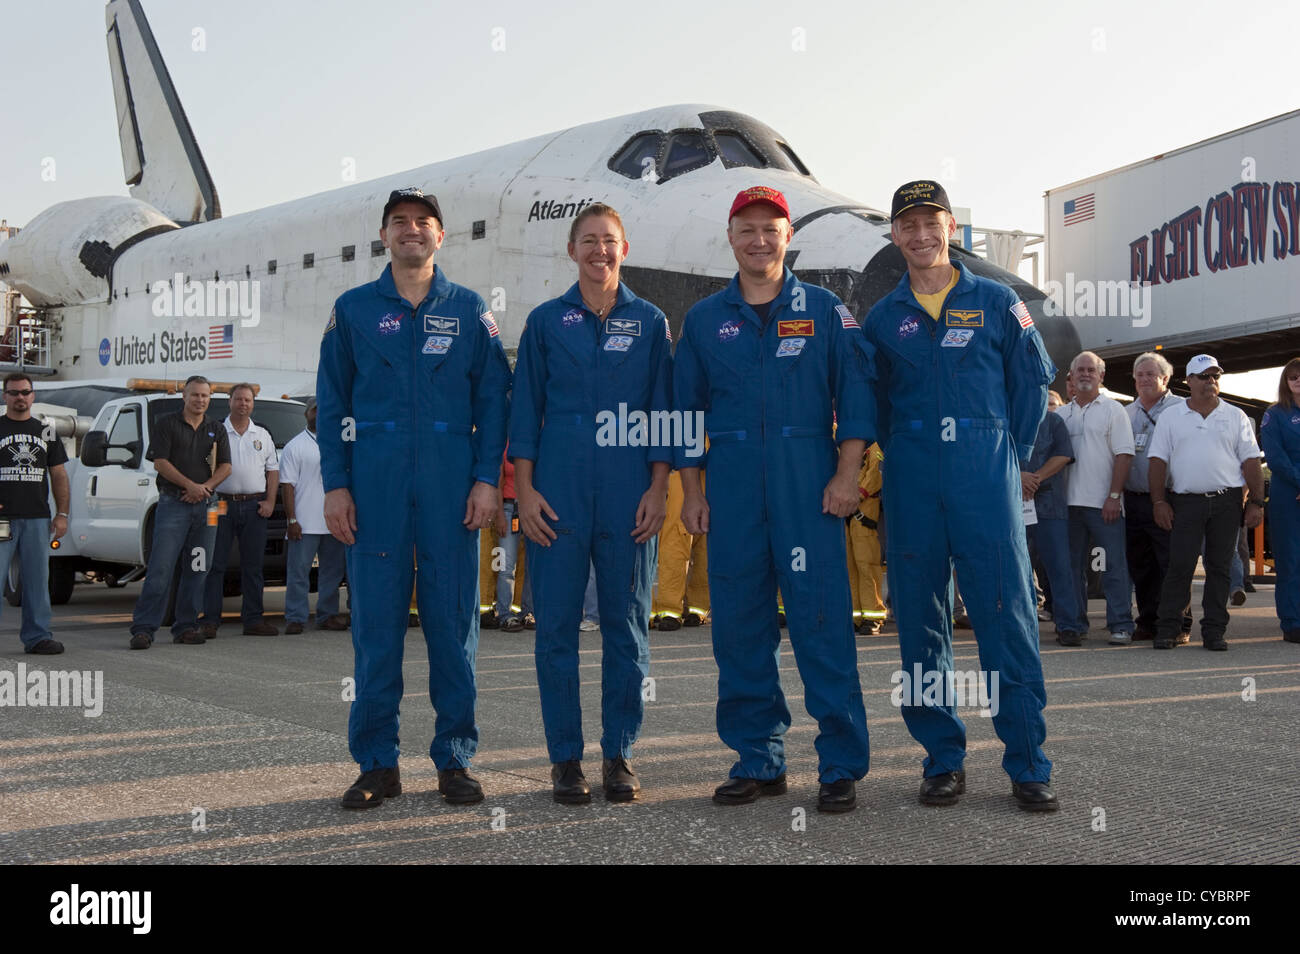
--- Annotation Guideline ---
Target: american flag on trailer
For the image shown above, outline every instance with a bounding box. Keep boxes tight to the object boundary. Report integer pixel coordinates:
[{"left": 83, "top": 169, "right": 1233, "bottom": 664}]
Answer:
[
  {"left": 1063, "top": 193, "right": 1095, "bottom": 226},
  {"left": 208, "top": 324, "right": 234, "bottom": 358}
]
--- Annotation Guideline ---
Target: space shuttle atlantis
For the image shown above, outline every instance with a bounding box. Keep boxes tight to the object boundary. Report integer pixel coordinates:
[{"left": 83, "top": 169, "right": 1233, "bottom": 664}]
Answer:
[{"left": 0, "top": 0, "right": 1080, "bottom": 398}]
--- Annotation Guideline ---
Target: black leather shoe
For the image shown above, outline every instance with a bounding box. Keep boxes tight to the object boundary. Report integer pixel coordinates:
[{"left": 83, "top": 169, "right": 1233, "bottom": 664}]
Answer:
[
  {"left": 919, "top": 769, "right": 966, "bottom": 806},
  {"left": 817, "top": 778, "right": 857, "bottom": 813},
  {"left": 1284, "top": 629, "right": 1300, "bottom": 644},
  {"left": 1153, "top": 636, "right": 1175, "bottom": 649},
  {"left": 1011, "top": 780, "right": 1059, "bottom": 812},
  {"left": 24, "top": 638, "right": 64, "bottom": 655},
  {"left": 342, "top": 766, "right": 401, "bottom": 809},
  {"left": 172, "top": 629, "right": 206, "bottom": 644},
  {"left": 438, "top": 768, "right": 484, "bottom": 804},
  {"left": 712, "top": 774, "right": 787, "bottom": 805},
  {"left": 683, "top": 612, "right": 704, "bottom": 627},
  {"left": 602, "top": 757, "right": 641, "bottom": 802},
  {"left": 1202, "top": 635, "right": 1228, "bottom": 651},
  {"left": 1055, "top": 631, "right": 1083, "bottom": 646},
  {"left": 657, "top": 615, "right": 681, "bottom": 632},
  {"left": 551, "top": 761, "right": 591, "bottom": 804}
]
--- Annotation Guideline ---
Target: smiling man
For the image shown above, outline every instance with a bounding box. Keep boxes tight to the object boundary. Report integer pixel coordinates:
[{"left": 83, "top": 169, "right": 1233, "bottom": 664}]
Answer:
[
  {"left": 318, "top": 188, "right": 511, "bottom": 809},
  {"left": 674, "top": 186, "right": 876, "bottom": 814},
  {"left": 864, "top": 180, "right": 1058, "bottom": 812}
]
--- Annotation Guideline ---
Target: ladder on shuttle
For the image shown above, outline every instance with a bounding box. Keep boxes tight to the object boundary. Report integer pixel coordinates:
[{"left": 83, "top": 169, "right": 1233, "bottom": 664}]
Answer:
[{"left": 0, "top": 312, "right": 55, "bottom": 375}]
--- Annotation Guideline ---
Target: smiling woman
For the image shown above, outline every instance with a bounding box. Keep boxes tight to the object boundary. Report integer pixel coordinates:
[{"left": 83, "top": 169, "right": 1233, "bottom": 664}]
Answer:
[{"left": 509, "top": 203, "right": 673, "bottom": 806}]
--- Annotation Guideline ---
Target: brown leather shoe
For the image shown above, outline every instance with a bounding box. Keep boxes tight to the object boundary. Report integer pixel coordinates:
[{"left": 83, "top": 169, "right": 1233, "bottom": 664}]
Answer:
[
  {"left": 172, "top": 629, "right": 206, "bottom": 644},
  {"left": 285, "top": 621, "right": 304, "bottom": 635},
  {"left": 243, "top": 621, "right": 279, "bottom": 636},
  {"left": 319, "top": 614, "right": 351, "bottom": 631},
  {"left": 200, "top": 623, "right": 218, "bottom": 639}
]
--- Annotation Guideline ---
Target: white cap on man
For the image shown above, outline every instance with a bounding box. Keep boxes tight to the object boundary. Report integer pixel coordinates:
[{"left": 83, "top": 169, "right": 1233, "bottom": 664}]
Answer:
[{"left": 1186, "top": 354, "right": 1223, "bottom": 376}]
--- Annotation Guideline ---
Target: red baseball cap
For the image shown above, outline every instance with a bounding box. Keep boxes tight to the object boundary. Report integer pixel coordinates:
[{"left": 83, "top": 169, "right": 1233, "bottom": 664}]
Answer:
[{"left": 729, "top": 186, "right": 790, "bottom": 221}]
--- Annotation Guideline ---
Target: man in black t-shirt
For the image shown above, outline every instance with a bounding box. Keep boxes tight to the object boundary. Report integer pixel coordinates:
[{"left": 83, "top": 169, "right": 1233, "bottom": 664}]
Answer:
[
  {"left": 128, "top": 376, "right": 232, "bottom": 648},
  {"left": 0, "top": 372, "right": 70, "bottom": 654}
]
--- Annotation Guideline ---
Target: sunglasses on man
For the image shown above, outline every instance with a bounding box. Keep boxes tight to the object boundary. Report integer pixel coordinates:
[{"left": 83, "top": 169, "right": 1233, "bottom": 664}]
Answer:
[{"left": 4, "top": 389, "right": 34, "bottom": 396}]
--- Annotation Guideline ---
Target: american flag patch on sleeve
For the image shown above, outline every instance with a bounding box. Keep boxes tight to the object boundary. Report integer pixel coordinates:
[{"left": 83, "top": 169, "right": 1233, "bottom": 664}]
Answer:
[
  {"left": 835, "top": 304, "right": 860, "bottom": 329},
  {"left": 480, "top": 311, "right": 499, "bottom": 337},
  {"left": 665, "top": 321, "right": 673, "bottom": 343},
  {"left": 1011, "top": 301, "right": 1034, "bottom": 329}
]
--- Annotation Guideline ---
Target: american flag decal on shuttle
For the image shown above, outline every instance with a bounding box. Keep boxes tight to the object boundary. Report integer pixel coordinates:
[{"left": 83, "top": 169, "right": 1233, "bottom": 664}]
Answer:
[{"left": 209, "top": 324, "right": 234, "bottom": 358}]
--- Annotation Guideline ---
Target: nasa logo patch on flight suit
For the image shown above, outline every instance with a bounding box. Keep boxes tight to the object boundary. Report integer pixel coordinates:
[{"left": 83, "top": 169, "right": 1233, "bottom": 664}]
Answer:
[
  {"left": 607, "top": 318, "right": 640, "bottom": 336},
  {"left": 604, "top": 334, "right": 634, "bottom": 352},
  {"left": 946, "top": 309, "right": 983, "bottom": 328},
  {"left": 897, "top": 316, "right": 920, "bottom": 339},
  {"left": 777, "top": 319, "right": 814, "bottom": 337},
  {"left": 378, "top": 313, "right": 402, "bottom": 336},
  {"left": 775, "top": 337, "right": 806, "bottom": 357},
  {"left": 423, "top": 335, "right": 453, "bottom": 355},
  {"left": 718, "top": 320, "right": 741, "bottom": 342},
  {"left": 424, "top": 315, "right": 459, "bottom": 335},
  {"left": 561, "top": 309, "right": 585, "bottom": 328},
  {"left": 941, "top": 329, "right": 974, "bottom": 348}
]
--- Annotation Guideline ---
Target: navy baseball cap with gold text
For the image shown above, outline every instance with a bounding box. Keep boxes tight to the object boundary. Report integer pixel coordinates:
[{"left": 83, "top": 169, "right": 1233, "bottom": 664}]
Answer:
[
  {"left": 890, "top": 180, "right": 953, "bottom": 220},
  {"left": 382, "top": 188, "right": 443, "bottom": 227}
]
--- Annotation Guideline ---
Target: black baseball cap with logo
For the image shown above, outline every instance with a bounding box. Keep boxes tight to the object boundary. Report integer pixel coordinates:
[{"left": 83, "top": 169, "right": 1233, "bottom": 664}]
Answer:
[
  {"left": 890, "top": 180, "right": 953, "bottom": 220},
  {"left": 382, "top": 188, "right": 443, "bottom": 227}
]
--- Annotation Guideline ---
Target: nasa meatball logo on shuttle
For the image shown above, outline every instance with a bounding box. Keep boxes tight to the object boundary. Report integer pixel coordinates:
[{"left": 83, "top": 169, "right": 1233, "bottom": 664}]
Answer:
[{"left": 98, "top": 338, "right": 112, "bottom": 366}]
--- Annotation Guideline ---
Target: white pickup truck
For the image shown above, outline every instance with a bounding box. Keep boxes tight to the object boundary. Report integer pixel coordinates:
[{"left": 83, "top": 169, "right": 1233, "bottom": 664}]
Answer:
[{"left": 9, "top": 388, "right": 307, "bottom": 616}]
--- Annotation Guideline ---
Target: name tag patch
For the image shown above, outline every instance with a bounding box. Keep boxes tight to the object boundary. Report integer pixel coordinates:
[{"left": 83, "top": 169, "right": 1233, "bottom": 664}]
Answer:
[
  {"left": 941, "top": 329, "right": 974, "bottom": 348},
  {"left": 776, "top": 337, "right": 806, "bottom": 358},
  {"left": 424, "top": 315, "right": 459, "bottom": 335},
  {"left": 777, "top": 319, "right": 814, "bottom": 337},
  {"left": 607, "top": 318, "right": 641, "bottom": 336},
  {"left": 945, "top": 309, "right": 983, "bottom": 328},
  {"left": 604, "top": 335, "right": 633, "bottom": 352},
  {"left": 423, "top": 335, "right": 453, "bottom": 355}
]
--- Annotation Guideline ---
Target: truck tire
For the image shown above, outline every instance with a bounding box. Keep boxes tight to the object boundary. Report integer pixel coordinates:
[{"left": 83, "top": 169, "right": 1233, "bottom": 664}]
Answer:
[{"left": 49, "top": 559, "right": 76, "bottom": 605}]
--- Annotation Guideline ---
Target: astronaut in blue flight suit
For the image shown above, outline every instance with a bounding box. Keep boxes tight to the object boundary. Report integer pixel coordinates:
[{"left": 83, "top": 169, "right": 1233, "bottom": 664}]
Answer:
[
  {"left": 318, "top": 188, "right": 511, "bottom": 810},
  {"left": 675, "top": 186, "right": 876, "bottom": 814},
  {"left": 865, "top": 180, "right": 1059, "bottom": 812},
  {"left": 511, "top": 203, "right": 672, "bottom": 804},
  {"left": 1260, "top": 357, "right": 1300, "bottom": 644}
]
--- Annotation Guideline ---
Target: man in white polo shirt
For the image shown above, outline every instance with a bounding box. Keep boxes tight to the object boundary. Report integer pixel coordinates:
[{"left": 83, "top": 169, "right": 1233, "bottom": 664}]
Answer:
[
  {"left": 201, "top": 382, "right": 281, "bottom": 637},
  {"left": 280, "top": 398, "right": 349, "bottom": 633},
  {"left": 1148, "top": 355, "right": 1264, "bottom": 651},
  {"left": 1056, "top": 351, "right": 1136, "bottom": 646}
]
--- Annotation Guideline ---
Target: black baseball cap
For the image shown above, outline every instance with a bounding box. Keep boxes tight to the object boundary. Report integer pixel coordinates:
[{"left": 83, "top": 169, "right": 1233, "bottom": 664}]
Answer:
[
  {"left": 890, "top": 180, "right": 953, "bottom": 220},
  {"left": 382, "top": 188, "right": 443, "bottom": 227}
]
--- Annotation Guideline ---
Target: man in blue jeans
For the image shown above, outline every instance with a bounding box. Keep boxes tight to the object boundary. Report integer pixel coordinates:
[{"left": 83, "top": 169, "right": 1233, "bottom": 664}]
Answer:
[
  {"left": 1023, "top": 390, "right": 1075, "bottom": 639},
  {"left": 0, "top": 372, "right": 71, "bottom": 654},
  {"left": 129, "top": 376, "right": 231, "bottom": 648},
  {"left": 280, "top": 399, "right": 349, "bottom": 633},
  {"left": 1056, "top": 351, "right": 1137, "bottom": 645}
]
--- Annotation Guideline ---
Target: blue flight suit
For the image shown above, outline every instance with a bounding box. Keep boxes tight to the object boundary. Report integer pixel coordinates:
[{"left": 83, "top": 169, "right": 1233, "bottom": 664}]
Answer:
[
  {"left": 1260, "top": 403, "right": 1300, "bottom": 633},
  {"left": 510, "top": 283, "right": 672, "bottom": 763},
  {"left": 865, "top": 260, "right": 1055, "bottom": 783},
  {"left": 317, "top": 264, "right": 511, "bottom": 772},
  {"left": 673, "top": 269, "right": 875, "bottom": 784}
]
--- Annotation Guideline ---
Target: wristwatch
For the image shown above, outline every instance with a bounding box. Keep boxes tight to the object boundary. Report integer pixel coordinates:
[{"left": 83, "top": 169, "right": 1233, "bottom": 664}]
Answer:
[
  {"left": 288, "top": 518, "right": 298, "bottom": 524},
  {"left": 1107, "top": 492, "right": 1121, "bottom": 500},
  {"left": 56, "top": 511, "right": 69, "bottom": 518}
]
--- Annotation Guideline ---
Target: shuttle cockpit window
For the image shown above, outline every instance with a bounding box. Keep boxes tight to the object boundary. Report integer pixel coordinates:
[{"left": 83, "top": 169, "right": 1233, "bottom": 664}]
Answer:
[
  {"left": 774, "top": 142, "right": 811, "bottom": 177},
  {"left": 610, "top": 132, "right": 665, "bottom": 180},
  {"left": 661, "top": 131, "right": 713, "bottom": 179},
  {"left": 713, "top": 131, "right": 765, "bottom": 170}
]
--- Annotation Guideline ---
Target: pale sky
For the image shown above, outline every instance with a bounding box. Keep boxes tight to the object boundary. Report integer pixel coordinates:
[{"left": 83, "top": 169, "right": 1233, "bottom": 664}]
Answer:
[{"left": 2, "top": 0, "right": 1296, "bottom": 396}]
